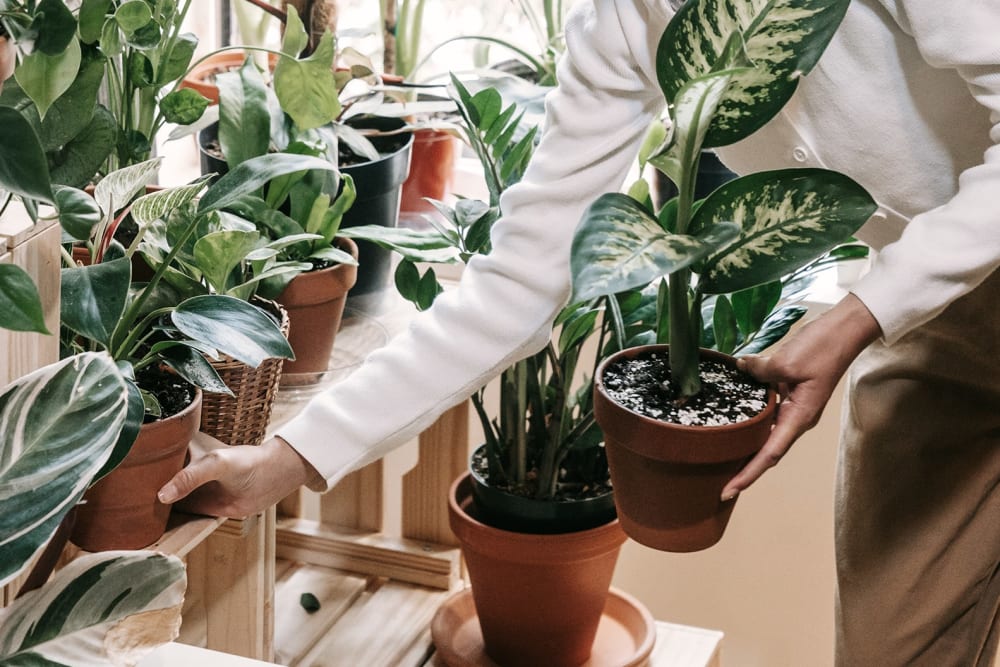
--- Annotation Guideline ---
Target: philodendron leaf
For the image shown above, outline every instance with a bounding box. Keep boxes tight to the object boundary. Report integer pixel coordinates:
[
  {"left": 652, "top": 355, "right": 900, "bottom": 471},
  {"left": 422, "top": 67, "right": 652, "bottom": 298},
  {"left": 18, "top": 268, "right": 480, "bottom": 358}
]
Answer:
[
  {"left": 218, "top": 56, "right": 271, "bottom": 166},
  {"left": 193, "top": 229, "right": 261, "bottom": 294},
  {"left": 737, "top": 305, "right": 808, "bottom": 355},
  {"left": 0, "top": 551, "right": 186, "bottom": 665},
  {"left": 198, "top": 154, "right": 337, "bottom": 214},
  {"left": 48, "top": 105, "right": 117, "bottom": 190},
  {"left": 0, "top": 353, "right": 128, "bottom": 587},
  {"left": 658, "top": 0, "right": 850, "bottom": 147},
  {"left": 694, "top": 168, "right": 877, "bottom": 294},
  {"left": 0, "top": 107, "right": 53, "bottom": 203},
  {"left": 172, "top": 295, "right": 293, "bottom": 367},
  {"left": 339, "top": 225, "right": 458, "bottom": 264},
  {"left": 54, "top": 186, "right": 101, "bottom": 241},
  {"left": 15, "top": 36, "right": 81, "bottom": 119},
  {"left": 92, "top": 157, "right": 163, "bottom": 246},
  {"left": 156, "top": 343, "right": 233, "bottom": 395},
  {"left": 129, "top": 176, "right": 211, "bottom": 227},
  {"left": 31, "top": 0, "right": 78, "bottom": 55},
  {"left": 60, "top": 257, "right": 132, "bottom": 349},
  {"left": 0, "top": 264, "right": 49, "bottom": 334},
  {"left": 160, "top": 87, "right": 210, "bottom": 125},
  {"left": 274, "top": 30, "right": 341, "bottom": 130},
  {"left": 569, "top": 193, "right": 739, "bottom": 302}
]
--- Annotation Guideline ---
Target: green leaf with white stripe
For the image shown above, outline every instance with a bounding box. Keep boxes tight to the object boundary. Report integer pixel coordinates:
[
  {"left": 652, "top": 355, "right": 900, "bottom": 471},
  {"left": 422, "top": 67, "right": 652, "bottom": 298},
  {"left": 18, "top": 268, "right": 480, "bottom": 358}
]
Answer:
[
  {"left": 129, "top": 176, "right": 212, "bottom": 226},
  {"left": 93, "top": 157, "right": 162, "bottom": 221},
  {"left": 0, "top": 353, "right": 127, "bottom": 587},
  {"left": 171, "top": 295, "right": 293, "bottom": 367},
  {"left": 694, "top": 168, "right": 877, "bottom": 294},
  {"left": 570, "top": 193, "right": 740, "bottom": 302},
  {"left": 650, "top": 32, "right": 751, "bottom": 189},
  {"left": 340, "top": 225, "right": 460, "bottom": 264},
  {"left": 0, "top": 551, "right": 185, "bottom": 665},
  {"left": 658, "top": 0, "right": 850, "bottom": 147}
]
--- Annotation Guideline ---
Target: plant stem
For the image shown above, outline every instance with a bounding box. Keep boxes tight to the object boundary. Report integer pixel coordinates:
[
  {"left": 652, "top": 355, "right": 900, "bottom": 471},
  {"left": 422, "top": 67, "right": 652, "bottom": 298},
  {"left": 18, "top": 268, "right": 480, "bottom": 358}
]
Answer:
[{"left": 668, "top": 149, "right": 702, "bottom": 397}]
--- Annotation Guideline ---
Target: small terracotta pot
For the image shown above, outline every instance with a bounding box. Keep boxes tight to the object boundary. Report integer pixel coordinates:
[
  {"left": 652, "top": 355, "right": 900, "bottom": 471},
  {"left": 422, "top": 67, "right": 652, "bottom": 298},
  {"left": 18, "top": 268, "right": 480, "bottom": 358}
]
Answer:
[
  {"left": 0, "top": 36, "right": 14, "bottom": 95},
  {"left": 400, "top": 128, "right": 458, "bottom": 216},
  {"left": 180, "top": 51, "right": 279, "bottom": 105},
  {"left": 71, "top": 389, "right": 202, "bottom": 552},
  {"left": 594, "top": 345, "right": 777, "bottom": 552},
  {"left": 276, "top": 237, "right": 359, "bottom": 376},
  {"left": 447, "top": 474, "right": 626, "bottom": 667}
]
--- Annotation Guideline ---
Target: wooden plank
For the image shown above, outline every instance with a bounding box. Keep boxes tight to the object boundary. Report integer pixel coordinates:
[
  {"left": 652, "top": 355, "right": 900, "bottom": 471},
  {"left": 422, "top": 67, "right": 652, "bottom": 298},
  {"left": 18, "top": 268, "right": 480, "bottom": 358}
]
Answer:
[
  {"left": 296, "top": 580, "right": 450, "bottom": 667},
  {"left": 184, "top": 508, "right": 276, "bottom": 662},
  {"left": 401, "top": 402, "right": 469, "bottom": 546},
  {"left": 276, "top": 518, "right": 460, "bottom": 590},
  {"left": 272, "top": 563, "right": 368, "bottom": 666},
  {"left": 319, "top": 460, "right": 383, "bottom": 532},
  {"left": 154, "top": 513, "right": 226, "bottom": 558},
  {"left": 0, "top": 218, "right": 60, "bottom": 386}
]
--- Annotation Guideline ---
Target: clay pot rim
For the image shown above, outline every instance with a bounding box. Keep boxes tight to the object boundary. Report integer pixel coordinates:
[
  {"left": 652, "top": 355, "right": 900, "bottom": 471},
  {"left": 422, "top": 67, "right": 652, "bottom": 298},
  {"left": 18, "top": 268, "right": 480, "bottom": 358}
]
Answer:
[
  {"left": 277, "top": 237, "right": 360, "bottom": 303},
  {"left": 448, "top": 474, "right": 626, "bottom": 563},
  {"left": 139, "top": 386, "right": 202, "bottom": 435},
  {"left": 595, "top": 344, "right": 777, "bottom": 434}
]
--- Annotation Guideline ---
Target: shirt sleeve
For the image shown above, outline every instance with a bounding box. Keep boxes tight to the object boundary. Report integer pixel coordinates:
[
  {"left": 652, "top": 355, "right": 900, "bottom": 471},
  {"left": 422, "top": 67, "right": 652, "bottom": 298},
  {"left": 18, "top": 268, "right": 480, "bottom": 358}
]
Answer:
[
  {"left": 849, "top": 2, "right": 1000, "bottom": 344},
  {"left": 276, "top": 0, "right": 668, "bottom": 490}
]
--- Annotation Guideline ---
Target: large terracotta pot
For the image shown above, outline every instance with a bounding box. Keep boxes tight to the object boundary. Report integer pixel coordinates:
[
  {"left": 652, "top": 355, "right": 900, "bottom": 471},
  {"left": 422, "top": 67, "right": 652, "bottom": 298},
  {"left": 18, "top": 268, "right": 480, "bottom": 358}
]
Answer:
[
  {"left": 276, "top": 237, "right": 359, "bottom": 376},
  {"left": 71, "top": 389, "right": 202, "bottom": 552},
  {"left": 594, "top": 345, "right": 777, "bottom": 552},
  {"left": 444, "top": 474, "right": 626, "bottom": 667},
  {"left": 0, "top": 36, "right": 14, "bottom": 95}
]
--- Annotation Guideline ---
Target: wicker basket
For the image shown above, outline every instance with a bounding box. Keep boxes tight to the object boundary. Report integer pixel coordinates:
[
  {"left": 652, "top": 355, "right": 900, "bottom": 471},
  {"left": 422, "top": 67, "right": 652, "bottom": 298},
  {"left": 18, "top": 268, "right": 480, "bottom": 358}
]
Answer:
[{"left": 199, "top": 301, "right": 290, "bottom": 447}]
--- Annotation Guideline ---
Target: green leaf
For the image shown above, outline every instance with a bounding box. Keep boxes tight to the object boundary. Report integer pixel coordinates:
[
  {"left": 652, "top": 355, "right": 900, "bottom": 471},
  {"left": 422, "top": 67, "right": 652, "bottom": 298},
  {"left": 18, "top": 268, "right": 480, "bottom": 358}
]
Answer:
[
  {"left": 193, "top": 230, "right": 261, "bottom": 293},
  {"left": 731, "top": 280, "right": 782, "bottom": 338},
  {"left": 694, "top": 168, "right": 877, "bottom": 294},
  {"left": 93, "top": 157, "right": 162, "bottom": 222},
  {"left": 738, "top": 305, "right": 808, "bottom": 355},
  {"left": 157, "top": 343, "right": 233, "bottom": 395},
  {"left": 415, "top": 266, "right": 443, "bottom": 311},
  {"left": 124, "top": 16, "right": 161, "bottom": 49},
  {"left": 393, "top": 259, "right": 421, "bottom": 307},
  {"left": 280, "top": 5, "right": 309, "bottom": 57},
  {"left": 89, "top": 377, "right": 144, "bottom": 484},
  {"left": 218, "top": 57, "right": 271, "bottom": 166},
  {"left": 160, "top": 87, "right": 210, "bottom": 125},
  {"left": 198, "top": 154, "right": 337, "bottom": 214},
  {"left": 657, "top": 0, "right": 850, "bottom": 147},
  {"left": 31, "top": 0, "right": 78, "bottom": 56},
  {"left": 158, "top": 32, "right": 198, "bottom": 85},
  {"left": 338, "top": 225, "right": 457, "bottom": 264},
  {"left": 114, "top": 0, "right": 153, "bottom": 33},
  {"left": 60, "top": 257, "right": 131, "bottom": 349},
  {"left": 15, "top": 36, "right": 81, "bottom": 119},
  {"left": 99, "top": 15, "right": 123, "bottom": 56},
  {"left": 129, "top": 176, "right": 211, "bottom": 227},
  {"left": 48, "top": 105, "right": 117, "bottom": 189},
  {"left": 0, "top": 353, "right": 127, "bottom": 587},
  {"left": 0, "top": 552, "right": 185, "bottom": 663},
  {"left": 0, "top": 265, "right": 49, "bottom": 334},
  {"left": 273, "top": 30, "right": 340, "bottom": 130},
  {"left": 36, "top": 53, "right": 106, "bottom": 153},
  {"left": 171, "top": 295, "right": 294, "bottom": 367},
  {"left": 569, "top": 193, "right": 739, "bottom": 302},
  {"left": 712, "top": 294, "right": 738, "bottom": 354},
  {"left": 0, "top": 108, "right": 53, "bottom": 203},
  {"left": 78, "top": 0, "right": 113, "bottom": 44},
  {"left": 54, "top": 186, "right": 101, "bottom": 241}
]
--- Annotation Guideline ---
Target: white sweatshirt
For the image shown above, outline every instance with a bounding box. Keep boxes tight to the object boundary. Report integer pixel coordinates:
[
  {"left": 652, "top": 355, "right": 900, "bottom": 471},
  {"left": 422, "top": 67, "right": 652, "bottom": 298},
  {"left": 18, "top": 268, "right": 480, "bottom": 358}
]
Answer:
[{"left": 278, "top": 0, "right": 1000, "bottom": 490}]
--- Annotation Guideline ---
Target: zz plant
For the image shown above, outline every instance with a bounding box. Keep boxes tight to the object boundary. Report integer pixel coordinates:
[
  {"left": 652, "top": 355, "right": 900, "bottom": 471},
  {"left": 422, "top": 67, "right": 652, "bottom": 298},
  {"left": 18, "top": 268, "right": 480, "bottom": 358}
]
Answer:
[{"left": 570, "top": 0, "right": 877, "bottom": 400}]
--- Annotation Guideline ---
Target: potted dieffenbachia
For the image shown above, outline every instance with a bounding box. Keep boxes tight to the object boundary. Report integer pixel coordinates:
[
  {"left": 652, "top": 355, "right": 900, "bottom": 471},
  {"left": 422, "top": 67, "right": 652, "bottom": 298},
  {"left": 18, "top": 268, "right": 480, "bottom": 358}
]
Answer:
[{"left": 569, "top": 0, "right": 876, "bottom": 552}]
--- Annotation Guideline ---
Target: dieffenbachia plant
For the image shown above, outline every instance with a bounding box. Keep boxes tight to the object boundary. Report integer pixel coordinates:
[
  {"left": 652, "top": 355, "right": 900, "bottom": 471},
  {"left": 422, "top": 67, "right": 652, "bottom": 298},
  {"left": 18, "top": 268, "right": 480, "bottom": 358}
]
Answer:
[
  {"left": 0, "top": 353, "right": 186, "bottom": 664},
  {"left": 569, "top": 0, "right": 877, "bottom": 398}
]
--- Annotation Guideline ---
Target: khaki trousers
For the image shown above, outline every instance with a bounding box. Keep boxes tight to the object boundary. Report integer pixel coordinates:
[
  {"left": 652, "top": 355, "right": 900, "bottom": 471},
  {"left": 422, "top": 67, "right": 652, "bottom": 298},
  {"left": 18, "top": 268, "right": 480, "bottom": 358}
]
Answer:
[{"left": 836, "top": 270, "right": 1000, "bottom": 666}]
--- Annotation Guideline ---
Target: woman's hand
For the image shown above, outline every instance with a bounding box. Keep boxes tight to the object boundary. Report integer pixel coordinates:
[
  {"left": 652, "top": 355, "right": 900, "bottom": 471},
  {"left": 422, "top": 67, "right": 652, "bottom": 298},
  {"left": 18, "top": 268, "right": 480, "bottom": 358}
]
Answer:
[
  {"left": 158, "top": 436, "right": 323, "bottom": 519},
  {"left": 720, "top": 293, "right": 881, "bottom": 500}
]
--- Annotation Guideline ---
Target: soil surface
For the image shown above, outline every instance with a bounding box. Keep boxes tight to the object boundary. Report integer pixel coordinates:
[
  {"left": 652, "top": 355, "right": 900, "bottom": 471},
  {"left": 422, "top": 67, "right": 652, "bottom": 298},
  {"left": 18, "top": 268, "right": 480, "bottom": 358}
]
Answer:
[
  {"left": 135, "top": 366, "right": 196, "bottom": 422},
  {"left": 602, "top": 350, "right": 768, "bottom": 426},
  {"left": 470, "top": 447, "right": 613, "bottom": 503}
]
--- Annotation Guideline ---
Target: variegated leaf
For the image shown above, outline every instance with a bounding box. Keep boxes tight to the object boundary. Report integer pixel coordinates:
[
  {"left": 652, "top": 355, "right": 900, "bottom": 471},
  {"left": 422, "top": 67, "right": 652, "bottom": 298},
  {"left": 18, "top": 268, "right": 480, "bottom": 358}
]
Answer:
[
  {"left": 93, "top": 157, "right": 162, "bottom": 222},
  {"left": 570, "top": 193, "right": 739, "bottom": 302},
  {"left": 0, "top": 551, "right": 185, "bottom": 666},
  {"left": 129, "top": 176, "right": 212, "bottom": 227},
  {"left": 658, "top": 0, "right": 850, "bottom": 147},
  {"left": 694, "top": 168, "right": 877, "bottom": 294},
  {"left": 0, "top": 353, "right": 127, "bottom": 587}
]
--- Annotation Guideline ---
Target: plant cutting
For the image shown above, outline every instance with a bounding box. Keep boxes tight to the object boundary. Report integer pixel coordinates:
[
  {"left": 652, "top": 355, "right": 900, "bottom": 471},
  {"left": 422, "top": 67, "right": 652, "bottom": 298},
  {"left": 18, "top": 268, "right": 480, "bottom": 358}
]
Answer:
[
  {"left": 349, "top": 78, "right": 650, "bottom": 667},
  {"left": 569, "top": 0, "right": 877, "bottom": 551},
  {"left": 59, "top": 156, "right": 319, "bottom": 548}
]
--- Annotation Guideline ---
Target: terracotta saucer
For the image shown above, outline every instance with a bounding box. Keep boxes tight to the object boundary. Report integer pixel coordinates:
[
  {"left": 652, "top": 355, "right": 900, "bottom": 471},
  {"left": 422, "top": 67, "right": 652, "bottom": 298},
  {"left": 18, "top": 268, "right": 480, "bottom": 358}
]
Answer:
[{"left": 431, "top": 587, "right": 656, "bottom": 667}]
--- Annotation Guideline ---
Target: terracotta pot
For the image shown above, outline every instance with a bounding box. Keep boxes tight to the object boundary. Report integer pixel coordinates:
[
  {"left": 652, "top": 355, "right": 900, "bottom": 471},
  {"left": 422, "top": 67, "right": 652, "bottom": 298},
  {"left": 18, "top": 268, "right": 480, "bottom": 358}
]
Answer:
[
  {"left": 594, "top": 345, "right": 777, "bottom": 552},
  {"left": 71, "top": 389, "right": 202, "bottom": 551},
  {"left": 399, "top": 128, "right": 458, "bottom": 217},
  {"left": 447, "top": 474, "right": 626, "bottom": 667},
  {"left": 0, "top": 36, "right": 14, "bottom": 95},
  {"left": 277, "top": 237, "right": 359, "bottom": 375},
  {"left": 180, "top": 51, "right": 279, "bottom": 105}
]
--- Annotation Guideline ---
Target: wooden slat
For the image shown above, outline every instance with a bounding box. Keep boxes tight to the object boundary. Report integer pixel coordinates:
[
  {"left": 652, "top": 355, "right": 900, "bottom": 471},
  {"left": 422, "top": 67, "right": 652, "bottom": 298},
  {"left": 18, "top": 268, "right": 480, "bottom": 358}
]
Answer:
[
  {"left": 319, "top": 460, "right": 383, "bottom": 532},
  {"left": 273, "top": 563, "right": 368, "bottom": 666},
  {"left": 296, "top": 580, "right": 450, "bottom": 667},
  {"left": 276, "top": 518, "right": 460, "bottom": 590},
  {"left": 401, "top": 402, "right": 469, "bottom": 546}
]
